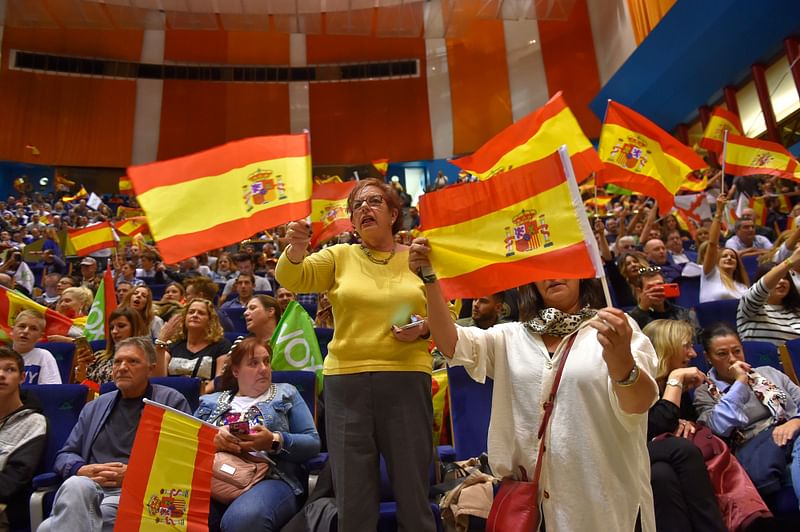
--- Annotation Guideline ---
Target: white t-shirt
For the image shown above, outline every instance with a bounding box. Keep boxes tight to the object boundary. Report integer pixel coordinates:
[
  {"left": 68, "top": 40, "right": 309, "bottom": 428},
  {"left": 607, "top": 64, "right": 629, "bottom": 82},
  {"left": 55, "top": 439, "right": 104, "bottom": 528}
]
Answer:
[
  {"left": 20, "top": 347, "right": 62, "bottom": 384},
  {"left": 699, "top": 266, "right": 749, "bottom": 304}
]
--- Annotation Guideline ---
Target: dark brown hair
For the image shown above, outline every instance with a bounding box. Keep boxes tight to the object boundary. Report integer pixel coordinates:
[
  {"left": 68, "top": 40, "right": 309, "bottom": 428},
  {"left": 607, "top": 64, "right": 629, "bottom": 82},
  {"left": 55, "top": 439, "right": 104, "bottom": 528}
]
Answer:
[
  {"left": 517, "top": 279, "right": 605, "bottom": 321},
  {"left": 219, "top": 336, "right": 272, "bottom": 392},
  {"left": 250, "top": 295, "right": 282, "bottom": 324},
  {"left": 0, "top": 345, "right": 23, "bottom": 373},
  {"left": 347, "top": 178, "right": 403, "bottom": 234}
]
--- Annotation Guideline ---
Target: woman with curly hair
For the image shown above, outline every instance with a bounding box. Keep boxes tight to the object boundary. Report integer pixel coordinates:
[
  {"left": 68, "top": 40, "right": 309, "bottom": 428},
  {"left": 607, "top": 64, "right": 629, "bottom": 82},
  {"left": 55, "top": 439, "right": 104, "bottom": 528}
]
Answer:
[{"left": 155, "top": 298, "right": 232, "bottom": 393}]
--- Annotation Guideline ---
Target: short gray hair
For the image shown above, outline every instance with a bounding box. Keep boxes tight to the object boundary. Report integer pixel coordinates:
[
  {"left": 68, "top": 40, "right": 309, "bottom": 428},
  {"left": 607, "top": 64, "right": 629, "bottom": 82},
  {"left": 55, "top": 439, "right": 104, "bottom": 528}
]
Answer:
[{"left": 115, "top": 336, "right": 157, "bottom": 364}]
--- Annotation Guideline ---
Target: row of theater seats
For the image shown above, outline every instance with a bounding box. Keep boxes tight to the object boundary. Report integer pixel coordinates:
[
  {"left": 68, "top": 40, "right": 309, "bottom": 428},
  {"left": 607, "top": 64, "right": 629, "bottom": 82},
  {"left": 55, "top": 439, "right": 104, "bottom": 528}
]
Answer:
[{"left": 20, "top": 371, "right": 442, "bottom": 532}]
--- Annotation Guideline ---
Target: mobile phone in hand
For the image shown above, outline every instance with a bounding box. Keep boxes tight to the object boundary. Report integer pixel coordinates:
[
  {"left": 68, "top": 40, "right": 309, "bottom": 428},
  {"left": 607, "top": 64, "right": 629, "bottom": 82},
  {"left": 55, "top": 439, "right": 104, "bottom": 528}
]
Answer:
[{"left": 228, "top": 421, "right": 250, "bottom": 436}]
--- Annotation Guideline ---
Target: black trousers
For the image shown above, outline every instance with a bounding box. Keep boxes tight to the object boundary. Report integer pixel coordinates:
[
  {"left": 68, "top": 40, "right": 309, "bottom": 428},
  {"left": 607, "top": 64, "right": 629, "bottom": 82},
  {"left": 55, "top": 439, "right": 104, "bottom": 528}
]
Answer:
[
  {"left": 648, "top": 436, "right": 726, "bottom": 532},
  {"left": 325, "top": 372, "right": 436, "bottom": 532}
]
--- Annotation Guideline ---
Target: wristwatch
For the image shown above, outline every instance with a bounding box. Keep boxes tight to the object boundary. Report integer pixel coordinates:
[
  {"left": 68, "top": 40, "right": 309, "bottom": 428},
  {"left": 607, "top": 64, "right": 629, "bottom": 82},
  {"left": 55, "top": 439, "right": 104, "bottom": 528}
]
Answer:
[
  {"left": 271, "top": 432, "right": 282, "bottom": 452},
  {"left": 416, "top": 265, "right": 437, "bottom": 284},
  {"left": 666, "top": 378, "right": 683, "bottom": 389},
  {"left": 614, "top": 363, "right": 640, "bottom": 387}
]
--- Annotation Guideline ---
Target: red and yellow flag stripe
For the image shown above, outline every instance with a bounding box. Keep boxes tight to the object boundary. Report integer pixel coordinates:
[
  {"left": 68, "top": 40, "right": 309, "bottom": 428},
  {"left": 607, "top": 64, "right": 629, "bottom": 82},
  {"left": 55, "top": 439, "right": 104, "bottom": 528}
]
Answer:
[
  {"left": 116, "top": 404, "right": 215, "bottom": 531},
  {"left": 0, "top": 286, "right": 78, "bottom": 343},
  {"left": 310, "top": 181, "right": 356, "bottom": 248},
  {"left": 451, "top": 91, "right": 602, "bottom": 183},
  {"left": 598, "top": 101, "right": 707, "bottom": 214},
  {"left": 724, "top": 134, "right": 798, "bottom": 179},
  {"left": 68, "top": 221, "right": 116, "bottom": 256},
  {"left": 699, "top": 106, "right": 743, "bottom": 154},
  {"left": 128, "top": 134, "right": 312, "bottom": 264},
  {"left": 419, "top": 153, "right": 601, "bottom": 299},
  {"left": 115, "top": 217, "right": 148, "bottom": 237}
]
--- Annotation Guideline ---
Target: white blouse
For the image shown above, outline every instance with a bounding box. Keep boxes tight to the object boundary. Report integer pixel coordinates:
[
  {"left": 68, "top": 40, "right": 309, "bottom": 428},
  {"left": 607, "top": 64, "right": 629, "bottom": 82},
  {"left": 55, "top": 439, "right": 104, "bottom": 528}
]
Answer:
[{"left": 450, "top": 317, "right": 658, "bottom": 532}]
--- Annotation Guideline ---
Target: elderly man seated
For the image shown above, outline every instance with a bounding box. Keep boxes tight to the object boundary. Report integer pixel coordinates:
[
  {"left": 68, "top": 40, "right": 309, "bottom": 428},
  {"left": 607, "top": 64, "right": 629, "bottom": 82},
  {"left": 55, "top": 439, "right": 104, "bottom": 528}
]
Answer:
[
  {"left": 38, "top": 337, "right": 191, "bottom": 532},
  {"left": 725, "top": 218, "right": 773, "bottom": 258},
  {"left": 643, "top": 238, "right": 684, "bottom": 283}
]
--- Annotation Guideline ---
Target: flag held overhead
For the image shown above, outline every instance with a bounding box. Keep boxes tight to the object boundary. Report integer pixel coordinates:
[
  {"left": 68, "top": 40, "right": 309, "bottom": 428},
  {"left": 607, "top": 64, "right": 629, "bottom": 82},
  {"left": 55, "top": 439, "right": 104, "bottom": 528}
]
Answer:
[
  {"left": 128, "top": 134, "right": 312, "bottom": 264},
  {"left": 419, "top": 149, "right": 604, "bottom": 300}
]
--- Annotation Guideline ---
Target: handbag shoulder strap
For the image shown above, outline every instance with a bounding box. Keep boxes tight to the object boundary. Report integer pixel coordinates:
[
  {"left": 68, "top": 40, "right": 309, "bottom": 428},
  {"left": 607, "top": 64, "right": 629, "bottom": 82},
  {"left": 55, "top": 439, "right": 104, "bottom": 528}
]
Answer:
[{"left": 530, "top": 332, "right": 578, "bottom": 484}]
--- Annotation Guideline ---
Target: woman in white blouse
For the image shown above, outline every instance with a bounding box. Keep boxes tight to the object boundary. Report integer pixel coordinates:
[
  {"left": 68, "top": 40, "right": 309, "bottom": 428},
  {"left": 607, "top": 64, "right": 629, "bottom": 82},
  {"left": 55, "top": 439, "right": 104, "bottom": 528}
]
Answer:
[
  {"left": 700, "top": 193, "right": 749, "bottom": 303},
  {"left": 409, "top": 237, "right": 659, "bottom": 532}
]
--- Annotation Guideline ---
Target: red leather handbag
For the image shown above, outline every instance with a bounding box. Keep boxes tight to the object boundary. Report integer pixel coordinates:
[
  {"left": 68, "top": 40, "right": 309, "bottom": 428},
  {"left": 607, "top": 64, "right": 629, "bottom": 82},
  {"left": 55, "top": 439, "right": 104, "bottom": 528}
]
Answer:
[{"left": 486, "top": 334, "right": 577, "bottom": 532}]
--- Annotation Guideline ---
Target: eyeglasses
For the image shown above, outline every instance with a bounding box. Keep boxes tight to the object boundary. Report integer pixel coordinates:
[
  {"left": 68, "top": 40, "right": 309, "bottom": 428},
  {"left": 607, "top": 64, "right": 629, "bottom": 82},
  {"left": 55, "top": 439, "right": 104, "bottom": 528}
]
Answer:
[
  {"left": 637, "top": 266, "right": 662, "bottom": 275},
  {"left": 351, "top": 194, "right": 385, "bottom": 212}
]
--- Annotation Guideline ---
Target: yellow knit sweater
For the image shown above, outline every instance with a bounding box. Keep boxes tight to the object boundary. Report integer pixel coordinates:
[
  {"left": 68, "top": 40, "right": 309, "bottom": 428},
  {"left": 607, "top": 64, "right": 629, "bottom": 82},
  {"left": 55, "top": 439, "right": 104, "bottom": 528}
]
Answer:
[{"left": 276, "top": 244, "right": 432, "bottom": 375}]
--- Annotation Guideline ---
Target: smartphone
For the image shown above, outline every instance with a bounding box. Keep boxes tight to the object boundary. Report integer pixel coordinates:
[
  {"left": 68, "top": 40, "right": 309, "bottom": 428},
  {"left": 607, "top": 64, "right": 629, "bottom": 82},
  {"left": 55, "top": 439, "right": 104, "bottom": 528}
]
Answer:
[
  {"left": 74, "top": 336, "right": 90, "bottom": 352},
  {"left": 397, "top": 315, "right": 423, "bottom": 330},
  {"left": 662, "top": 283, "right": 680, "bottom": 298},
  {"left": 228, "top": 421, "right": 250, "bottom": 436}
]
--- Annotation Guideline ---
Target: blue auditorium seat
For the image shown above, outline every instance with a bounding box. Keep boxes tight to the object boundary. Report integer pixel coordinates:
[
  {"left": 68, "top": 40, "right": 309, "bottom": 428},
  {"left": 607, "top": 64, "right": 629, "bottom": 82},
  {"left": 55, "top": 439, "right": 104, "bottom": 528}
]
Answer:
[
  {"left": 272, "top": 370, "right": 317, "bottom": 417},
  {"left": 447, "top": 365, "right": 493, "bottom": 461},
  {"left": 695, "top": 299, "right": 739, "bottom": 330},
  {"left": 23, "top": 384, "right": 88, "bottom": 531},
  {"left": 693, "top": 341, "right": 782, "bottom": 374},
  {"left": 741, "top": 255, "right": 760, "bottom": 283},
  {"left": 147, "top": 283, "right": 167, "bottom": 301},
  {"left": 675, "top": 276, "right": 700, "bottom": 309},
  {"left": 314, "top": 327, "right": 333, "bottom": 359},
  {"left": 100, "top": 377, "right": 202, "bottom": 412},
  {"left": 35, "top": 342, "right": 74, "bottom": 384},
  {"left": 225, "top": 307, "right": 247, "bottom": 333}
]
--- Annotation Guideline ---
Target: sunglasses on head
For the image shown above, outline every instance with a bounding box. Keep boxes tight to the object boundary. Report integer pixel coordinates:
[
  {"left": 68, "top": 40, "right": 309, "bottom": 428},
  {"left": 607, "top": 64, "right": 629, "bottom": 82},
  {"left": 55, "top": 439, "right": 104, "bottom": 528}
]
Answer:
[{"left": 638, "top": 266, "right": 662, "bottom": 275}]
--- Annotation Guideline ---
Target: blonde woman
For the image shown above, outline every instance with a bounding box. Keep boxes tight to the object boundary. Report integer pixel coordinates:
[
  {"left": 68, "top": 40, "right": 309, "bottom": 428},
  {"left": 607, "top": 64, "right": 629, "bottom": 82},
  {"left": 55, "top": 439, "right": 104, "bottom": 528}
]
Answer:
[
  {"left": 55, "top": 286, "right": 93, "bottom": 318},
  {"left": 642, "top": 319, "right": 725, "bottom": 531},
  {"left": 155, "top": 298, "right": 231, "bottom": 394},
  {"left": 700, "top": 193, "right": 750, "bottom": 303}
]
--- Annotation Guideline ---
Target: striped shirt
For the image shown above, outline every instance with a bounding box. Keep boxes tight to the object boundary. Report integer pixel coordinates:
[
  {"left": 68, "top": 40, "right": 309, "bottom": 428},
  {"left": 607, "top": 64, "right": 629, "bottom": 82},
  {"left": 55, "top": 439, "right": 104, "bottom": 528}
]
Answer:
[{"left": 737, "top": 278, "right": 800, "bottom": 345}]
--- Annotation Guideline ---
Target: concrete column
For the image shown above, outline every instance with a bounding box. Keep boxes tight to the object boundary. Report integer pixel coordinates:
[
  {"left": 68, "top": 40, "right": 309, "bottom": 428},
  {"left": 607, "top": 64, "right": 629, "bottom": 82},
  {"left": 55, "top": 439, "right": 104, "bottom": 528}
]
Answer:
[{"left": 130, "top": 25, "right": 165, "bottom": 164}]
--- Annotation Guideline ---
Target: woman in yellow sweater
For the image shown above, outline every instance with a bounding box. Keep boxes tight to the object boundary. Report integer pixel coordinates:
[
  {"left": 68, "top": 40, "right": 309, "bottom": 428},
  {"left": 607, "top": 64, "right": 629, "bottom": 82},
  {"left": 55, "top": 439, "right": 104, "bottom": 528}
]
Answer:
[{"left": 277, "top": 178, "right": 436, "bottom": 532}]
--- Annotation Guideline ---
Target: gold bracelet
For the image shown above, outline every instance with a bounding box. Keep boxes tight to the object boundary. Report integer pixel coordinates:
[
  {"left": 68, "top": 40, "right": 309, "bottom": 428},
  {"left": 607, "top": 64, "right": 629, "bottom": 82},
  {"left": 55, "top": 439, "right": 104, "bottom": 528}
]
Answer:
[{"left": 784, "top": 258, "right": 794, "bottom": 269}]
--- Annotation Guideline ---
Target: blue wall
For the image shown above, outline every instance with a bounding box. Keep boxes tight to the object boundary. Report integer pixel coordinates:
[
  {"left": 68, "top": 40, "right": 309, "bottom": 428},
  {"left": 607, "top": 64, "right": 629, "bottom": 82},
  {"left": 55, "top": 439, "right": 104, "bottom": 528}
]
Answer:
[
  {"left": 0, "top": 162, "right": 55, "bottom": 199},
  {"left": 386, "top": 158, "right": 462, "bottom": 191},
  {"left": 591, "top": 0, "right": 800, "bottom": 130}
]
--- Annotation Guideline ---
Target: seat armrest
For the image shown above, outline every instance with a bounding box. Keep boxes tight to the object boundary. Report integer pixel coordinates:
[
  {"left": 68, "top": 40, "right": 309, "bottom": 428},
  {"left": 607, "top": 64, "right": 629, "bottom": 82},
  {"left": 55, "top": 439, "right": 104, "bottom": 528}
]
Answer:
[{"left": 31, "top": 472, "right": 60, "bottom": 490}]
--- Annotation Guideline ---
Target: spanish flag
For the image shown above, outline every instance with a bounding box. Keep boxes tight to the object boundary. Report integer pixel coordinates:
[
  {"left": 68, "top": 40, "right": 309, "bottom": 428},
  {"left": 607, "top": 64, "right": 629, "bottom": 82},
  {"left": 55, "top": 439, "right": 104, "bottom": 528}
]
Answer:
[
  {"left": 372, "top": 159, "right": 389, "bottom": 176},
  {"left": 310, "top": 181, "right": 356, "bottom": 248},
  {"left": 699, "top": 107, "right": 743, "bottom": 154},
  {"left": 679, "top": 171, "right": 708, "bottom": 192},
  {"left": 598, "top": 101, "right": 707, "bottom": 214},
  {"left": 68, "top": 221, "right": 116, "bottom": 256},
  {"left": 115, "top": 217, "right": 148, "bottom": 237},
  {"left": 62, "top": 186, "right": 88, "bottom": 203},
  {"left": 419, "top": 150, "right": 604, "bottom": 299},
  {"left": 0, "top": 286, "right": 79, "bottom": 344},
  {"left": 584, "top": 195, "right": 613, "bottom": 214},
  {"left": 748, "top": 196, "right": 769, "bottom": 226},
  {"left": 450, "top": 92, "right": 602, "bottom": 183},
  {"left": 119, "top": 175, "right": 133, "bottom": 194},
  {"left": 127, "top": 134, "right": 312, "bottom": 264},
  {"left": 116, "top": 401, "right": 215, "bottom": 531},
  {"left": 724, "top": 134, "right": 798, "bottom": 180}
]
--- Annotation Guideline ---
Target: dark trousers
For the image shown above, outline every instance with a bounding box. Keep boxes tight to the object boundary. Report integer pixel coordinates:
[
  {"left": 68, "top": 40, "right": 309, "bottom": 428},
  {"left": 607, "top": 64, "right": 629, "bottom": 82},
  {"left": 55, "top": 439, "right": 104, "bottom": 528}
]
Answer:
[
  {"left": 648, "top": 437, "right": 726, "bottom": 532},
  {"left": 325, "top": 372, "right": 436, "bottom": 532}
]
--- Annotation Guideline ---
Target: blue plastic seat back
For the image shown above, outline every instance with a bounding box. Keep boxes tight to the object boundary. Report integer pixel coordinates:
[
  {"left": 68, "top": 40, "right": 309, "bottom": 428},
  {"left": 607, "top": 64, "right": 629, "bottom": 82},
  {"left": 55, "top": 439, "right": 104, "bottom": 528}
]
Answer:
[
  {"left": 314, "top": 328, "right": 333, "bottom": 359},
  {"left": 695, "top": 299, "right": 739, "bottom": 330},
  {"left": 272, "top": 370, "right": 317, "bottom": 417},
  {"left": 225, "top": 307, "right": 248, "bottom": 333},
  {"left": 447, "top": 365, "right": 493, "bottom": 461},
  {"left": 100, "top": 377, "right": 202, "bottom": 412},
  {"left": 35, "top": 342, "right": 74, "bottom": 384},
  {"left": 693, "top": 341, "right": 782, "bottom": 374},
  {"left": 675, "top": 276, "right": 700, "bottom": 309},
  {"left": 21, "top": 384, "right": 88, "bottom": 475}
]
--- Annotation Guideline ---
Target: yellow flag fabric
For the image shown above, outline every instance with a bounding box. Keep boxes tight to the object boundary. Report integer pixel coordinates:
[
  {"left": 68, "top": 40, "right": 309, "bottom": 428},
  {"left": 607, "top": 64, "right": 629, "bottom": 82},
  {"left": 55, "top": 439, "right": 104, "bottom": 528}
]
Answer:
[{"left": 116, "top": 403, "right": 215, "bottom": 531}]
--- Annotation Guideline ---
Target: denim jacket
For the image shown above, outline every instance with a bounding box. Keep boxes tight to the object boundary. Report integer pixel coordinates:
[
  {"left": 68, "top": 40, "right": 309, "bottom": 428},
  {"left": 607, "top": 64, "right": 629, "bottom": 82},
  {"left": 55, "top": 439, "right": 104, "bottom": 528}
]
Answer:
[{"left": 194, "top": 382, "right": 320, "bottom": 495}]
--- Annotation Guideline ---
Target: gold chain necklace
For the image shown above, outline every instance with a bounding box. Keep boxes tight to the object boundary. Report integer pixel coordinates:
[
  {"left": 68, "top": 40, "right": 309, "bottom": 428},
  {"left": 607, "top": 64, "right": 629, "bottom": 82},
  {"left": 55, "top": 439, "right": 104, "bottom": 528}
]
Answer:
[{"left": 360, "top": 243, "right": 396, "bottom": 265}]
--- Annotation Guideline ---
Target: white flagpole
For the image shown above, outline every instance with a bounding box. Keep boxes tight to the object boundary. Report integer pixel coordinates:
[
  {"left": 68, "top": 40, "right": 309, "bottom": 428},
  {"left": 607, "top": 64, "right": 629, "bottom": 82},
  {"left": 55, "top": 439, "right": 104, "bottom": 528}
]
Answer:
[
  {"left": 558, "top": 145, "right": 613, "bottom": 308},
  {"left": 720, "top": 129, "right": 729, "bottom": 195}
]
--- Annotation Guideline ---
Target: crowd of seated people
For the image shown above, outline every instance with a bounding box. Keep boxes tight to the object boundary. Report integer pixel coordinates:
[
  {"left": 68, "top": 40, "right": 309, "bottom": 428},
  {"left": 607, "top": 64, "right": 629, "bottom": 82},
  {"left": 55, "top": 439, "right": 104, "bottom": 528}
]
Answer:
[{"left": 7, "top": 176, "right": 800, "bottom": 532}]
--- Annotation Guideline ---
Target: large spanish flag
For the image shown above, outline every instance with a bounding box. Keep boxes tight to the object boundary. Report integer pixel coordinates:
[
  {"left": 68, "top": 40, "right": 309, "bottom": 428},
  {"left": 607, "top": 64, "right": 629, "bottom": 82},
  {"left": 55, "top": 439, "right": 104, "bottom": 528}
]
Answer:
[
  {"left": 68, "top": 221, "right": 116, "bottom": 256},
  {"left": 450, "top": 92, "right": 602, "bottom": 183},
  {"left": 0, "top": 286, "right": 79, "bottom": 344},
  {"left": 127, "top": 134, "right": 312, "bottom": 264},
  {"left": 419, "top": 150, "right": 604, "bottom": 299},
  {"left": 724, "top": 133, "right": 798, "bottom": 180},
  {"left": 116, "top": 401, "right": 216, "bottom": 532},
  {"left": 598, "top": 101, "right": 707, "bottom": 214},
  {"left": 310, "top": 181, "right": 356, "bottom": 248},
  {"left": 699, "top": 106, "right": 743, "bottom": 154}
]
